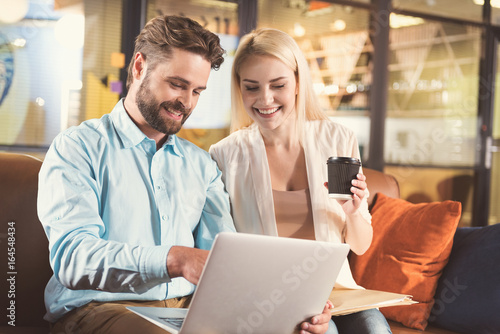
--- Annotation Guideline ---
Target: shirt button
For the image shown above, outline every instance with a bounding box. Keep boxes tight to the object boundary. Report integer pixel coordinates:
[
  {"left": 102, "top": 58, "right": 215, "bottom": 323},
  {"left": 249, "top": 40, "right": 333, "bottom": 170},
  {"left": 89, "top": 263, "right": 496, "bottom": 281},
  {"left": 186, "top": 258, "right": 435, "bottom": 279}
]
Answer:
[
  {"left": 156, "top": 185, "right": 161, "bottom": 190},
  {"left": 162, "top": 215, "right": 167, "bottom": 221}
]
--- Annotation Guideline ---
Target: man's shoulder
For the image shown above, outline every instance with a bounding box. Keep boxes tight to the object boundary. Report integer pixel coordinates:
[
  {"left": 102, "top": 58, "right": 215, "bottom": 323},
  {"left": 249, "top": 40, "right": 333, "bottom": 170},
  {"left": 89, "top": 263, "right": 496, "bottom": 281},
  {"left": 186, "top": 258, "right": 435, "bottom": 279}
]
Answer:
[
  {"left": 62, "top": 114, "right": 112, "bottom": 140},
  {"left": 175, "top": 136, "right": 212, "bottom": 159},
  {"left": 50, "top": 114, "right": 114, "bottom": 156}
]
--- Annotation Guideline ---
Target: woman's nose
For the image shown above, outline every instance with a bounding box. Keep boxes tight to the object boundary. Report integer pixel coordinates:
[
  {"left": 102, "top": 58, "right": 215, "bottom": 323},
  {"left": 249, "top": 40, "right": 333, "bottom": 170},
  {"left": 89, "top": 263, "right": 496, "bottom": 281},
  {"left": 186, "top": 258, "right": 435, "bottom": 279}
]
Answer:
[{"left": 259, "top": 88, "right": 273, "bottom": 105}]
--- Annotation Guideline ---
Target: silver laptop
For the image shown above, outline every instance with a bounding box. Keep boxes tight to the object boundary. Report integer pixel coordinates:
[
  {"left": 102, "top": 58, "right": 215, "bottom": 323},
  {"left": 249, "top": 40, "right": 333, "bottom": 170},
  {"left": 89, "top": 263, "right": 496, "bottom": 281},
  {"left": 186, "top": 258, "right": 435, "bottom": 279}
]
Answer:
[{"left": 128, "top": 232, "right": 349, "bottom": 334}]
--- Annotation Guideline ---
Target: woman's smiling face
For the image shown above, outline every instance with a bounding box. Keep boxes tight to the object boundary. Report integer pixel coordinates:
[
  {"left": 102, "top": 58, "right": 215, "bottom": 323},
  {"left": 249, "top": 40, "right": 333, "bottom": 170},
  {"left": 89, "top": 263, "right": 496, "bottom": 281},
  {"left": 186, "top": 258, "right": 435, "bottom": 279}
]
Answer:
[{"left": 238, "top": 55, "right": 297, "bottom": 131}]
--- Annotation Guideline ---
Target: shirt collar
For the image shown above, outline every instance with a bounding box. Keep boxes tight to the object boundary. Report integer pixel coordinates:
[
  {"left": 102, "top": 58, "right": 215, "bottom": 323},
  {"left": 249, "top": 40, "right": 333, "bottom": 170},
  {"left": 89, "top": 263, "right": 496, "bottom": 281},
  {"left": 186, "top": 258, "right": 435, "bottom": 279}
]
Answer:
[
  {"left": 111, "top": 99, "right": 148, "bottom": 148},
  {"left": 111, "top": 99, "right": 184, "bottom": 157},
  {"left": 162, "top": 135, "right": 184, "bottom": 157}
]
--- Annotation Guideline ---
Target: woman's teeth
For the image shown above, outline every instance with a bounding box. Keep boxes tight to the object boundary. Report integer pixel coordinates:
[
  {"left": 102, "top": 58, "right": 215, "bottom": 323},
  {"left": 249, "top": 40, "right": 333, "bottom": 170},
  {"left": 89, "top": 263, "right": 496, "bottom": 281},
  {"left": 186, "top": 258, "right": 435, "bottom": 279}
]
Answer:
[{"left": 256, "top": 107, "right": 280, "bottom": 115}]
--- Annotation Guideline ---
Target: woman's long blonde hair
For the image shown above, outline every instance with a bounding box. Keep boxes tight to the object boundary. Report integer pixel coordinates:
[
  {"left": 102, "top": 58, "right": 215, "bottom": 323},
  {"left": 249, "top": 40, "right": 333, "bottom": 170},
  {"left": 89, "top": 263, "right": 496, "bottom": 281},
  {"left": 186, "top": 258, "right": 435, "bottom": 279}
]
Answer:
[{"left": 230, "top": 28, "right": 328, "bottom": 135}]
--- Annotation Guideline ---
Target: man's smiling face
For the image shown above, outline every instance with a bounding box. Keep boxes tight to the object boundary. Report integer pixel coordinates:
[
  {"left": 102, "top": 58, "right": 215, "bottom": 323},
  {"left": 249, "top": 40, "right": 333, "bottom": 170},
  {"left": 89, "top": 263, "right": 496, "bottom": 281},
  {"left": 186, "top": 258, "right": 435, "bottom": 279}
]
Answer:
[{"left": 135, "top": 48, "right": 212, "bottom": 136}]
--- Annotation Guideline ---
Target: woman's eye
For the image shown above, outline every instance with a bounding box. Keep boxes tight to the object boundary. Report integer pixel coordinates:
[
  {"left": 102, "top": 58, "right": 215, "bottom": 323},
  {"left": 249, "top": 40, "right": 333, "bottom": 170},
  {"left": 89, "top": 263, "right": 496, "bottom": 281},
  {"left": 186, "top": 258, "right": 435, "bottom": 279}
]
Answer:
[
  {"left": 273, "top": 84, "right": 285, "bottom": 89},
  {"left": 245, "top": 86, "right": 258, "bottom": 91}
]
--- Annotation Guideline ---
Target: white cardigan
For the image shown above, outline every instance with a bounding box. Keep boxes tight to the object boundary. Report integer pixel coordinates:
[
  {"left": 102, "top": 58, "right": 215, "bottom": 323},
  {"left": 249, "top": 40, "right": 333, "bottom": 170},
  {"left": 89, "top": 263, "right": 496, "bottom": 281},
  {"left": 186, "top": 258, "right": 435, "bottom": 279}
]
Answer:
[{"left": 209, "top": 120, "right": 371, "bottom": 289}]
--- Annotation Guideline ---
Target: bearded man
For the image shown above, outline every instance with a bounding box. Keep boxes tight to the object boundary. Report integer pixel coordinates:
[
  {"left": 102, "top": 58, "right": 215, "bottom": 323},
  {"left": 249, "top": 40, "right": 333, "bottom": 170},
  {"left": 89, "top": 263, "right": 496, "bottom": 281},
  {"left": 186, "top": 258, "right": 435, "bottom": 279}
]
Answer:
[{"left": 38, "top": 15, "right": 235, "bottom": 333}]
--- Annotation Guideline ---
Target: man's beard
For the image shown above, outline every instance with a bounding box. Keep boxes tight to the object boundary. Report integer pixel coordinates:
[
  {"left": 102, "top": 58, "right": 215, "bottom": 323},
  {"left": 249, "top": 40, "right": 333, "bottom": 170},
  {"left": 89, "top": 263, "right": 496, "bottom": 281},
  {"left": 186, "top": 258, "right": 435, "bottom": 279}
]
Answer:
[{"left": 136, "top": 78, "right": 190, "bottom": 136}]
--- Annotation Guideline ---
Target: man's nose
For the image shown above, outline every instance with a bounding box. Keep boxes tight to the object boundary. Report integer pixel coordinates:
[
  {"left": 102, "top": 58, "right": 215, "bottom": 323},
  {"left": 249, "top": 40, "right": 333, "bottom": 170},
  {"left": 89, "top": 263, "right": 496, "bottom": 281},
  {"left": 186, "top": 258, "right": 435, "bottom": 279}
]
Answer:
[{"left": 177, "top": 91, "right": 194, "bottom": 111}]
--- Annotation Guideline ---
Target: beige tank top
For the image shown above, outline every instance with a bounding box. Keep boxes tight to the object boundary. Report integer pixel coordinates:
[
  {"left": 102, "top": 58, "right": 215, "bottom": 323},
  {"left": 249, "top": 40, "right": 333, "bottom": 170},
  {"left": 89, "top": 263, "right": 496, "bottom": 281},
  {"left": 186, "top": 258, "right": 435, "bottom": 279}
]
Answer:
[{"left": 272, "top": 188, "right": 315, "bottom": 240}]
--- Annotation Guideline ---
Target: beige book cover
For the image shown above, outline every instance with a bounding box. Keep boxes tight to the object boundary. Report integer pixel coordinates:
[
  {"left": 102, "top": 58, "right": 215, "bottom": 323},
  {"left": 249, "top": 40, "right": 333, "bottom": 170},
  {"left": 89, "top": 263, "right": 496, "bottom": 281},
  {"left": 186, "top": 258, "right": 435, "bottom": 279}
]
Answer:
[{"left": 329, "top": 288, "right": 417, "bottom": 316}]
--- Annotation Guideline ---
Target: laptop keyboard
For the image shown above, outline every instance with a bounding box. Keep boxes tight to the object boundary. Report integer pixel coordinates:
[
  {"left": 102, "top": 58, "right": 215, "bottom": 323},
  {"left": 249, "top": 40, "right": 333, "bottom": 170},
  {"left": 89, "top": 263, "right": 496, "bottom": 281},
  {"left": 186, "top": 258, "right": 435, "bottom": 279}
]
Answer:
[{"left": 158, "top": 317, "right": 184, "bottom": 331}]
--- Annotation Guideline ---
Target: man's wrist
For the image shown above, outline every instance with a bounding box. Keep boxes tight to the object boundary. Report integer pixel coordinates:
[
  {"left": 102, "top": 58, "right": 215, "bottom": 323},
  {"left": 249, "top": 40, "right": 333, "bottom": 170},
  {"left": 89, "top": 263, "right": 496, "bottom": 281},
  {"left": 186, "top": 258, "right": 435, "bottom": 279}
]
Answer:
[{"left": 166, "top": 245, "right": 184, "bottom": 279}]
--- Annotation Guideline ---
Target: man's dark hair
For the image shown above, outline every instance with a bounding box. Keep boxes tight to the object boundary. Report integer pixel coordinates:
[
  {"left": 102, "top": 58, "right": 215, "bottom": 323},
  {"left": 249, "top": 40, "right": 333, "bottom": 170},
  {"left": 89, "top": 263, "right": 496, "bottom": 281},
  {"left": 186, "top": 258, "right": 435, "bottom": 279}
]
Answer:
[{"left": 126, "top": 15, "right": 225, "bottom": 89}]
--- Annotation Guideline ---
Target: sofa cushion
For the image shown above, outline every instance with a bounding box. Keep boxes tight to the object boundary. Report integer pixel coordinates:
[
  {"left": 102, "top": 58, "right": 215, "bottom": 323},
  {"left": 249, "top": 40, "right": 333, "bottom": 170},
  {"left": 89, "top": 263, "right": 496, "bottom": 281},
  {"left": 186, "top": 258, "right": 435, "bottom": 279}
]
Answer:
[
  {"left": 349, "top": 193, "right": 461, "bottom": 331},
  {"left": 429, "top": 224, "right": 500, "bottom": 333}
]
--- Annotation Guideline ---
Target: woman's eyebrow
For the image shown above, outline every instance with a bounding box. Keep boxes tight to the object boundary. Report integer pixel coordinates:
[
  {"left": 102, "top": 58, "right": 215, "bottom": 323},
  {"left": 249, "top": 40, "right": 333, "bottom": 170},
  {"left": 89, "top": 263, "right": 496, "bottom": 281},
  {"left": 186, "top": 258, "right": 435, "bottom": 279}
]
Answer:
[
  {"left": 242, "top": 78, "right": 258, "bottom": 83},
  {"left": 241, "top": 77, "right": 287, "bottom": 83}
]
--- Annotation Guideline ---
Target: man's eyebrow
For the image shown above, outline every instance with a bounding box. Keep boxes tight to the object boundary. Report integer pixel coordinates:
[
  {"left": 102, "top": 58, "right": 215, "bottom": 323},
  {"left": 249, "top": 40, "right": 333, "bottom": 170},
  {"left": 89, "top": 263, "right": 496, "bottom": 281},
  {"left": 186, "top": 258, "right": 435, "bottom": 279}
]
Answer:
[
  {"left": 167, "top": 76, "right": 190, "bottom": 85},
  {"left": 167, "top": 76, "right": 206, "bottom": 90}
]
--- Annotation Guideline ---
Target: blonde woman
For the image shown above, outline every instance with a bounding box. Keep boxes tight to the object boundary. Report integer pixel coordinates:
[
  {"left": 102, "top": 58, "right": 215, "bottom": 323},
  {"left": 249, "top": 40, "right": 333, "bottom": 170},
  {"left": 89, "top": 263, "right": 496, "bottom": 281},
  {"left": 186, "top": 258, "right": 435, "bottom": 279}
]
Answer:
[{"left": 210, "top": 28, "right": 391, "bottom": 334}]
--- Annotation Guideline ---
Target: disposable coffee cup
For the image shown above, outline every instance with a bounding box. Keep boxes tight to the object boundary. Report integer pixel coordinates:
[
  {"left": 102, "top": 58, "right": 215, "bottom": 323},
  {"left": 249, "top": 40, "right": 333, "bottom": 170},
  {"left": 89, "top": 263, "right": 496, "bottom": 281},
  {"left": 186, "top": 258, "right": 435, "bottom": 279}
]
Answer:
[{"left": 327, "top": 157, "right": 361, "bottom": 200}]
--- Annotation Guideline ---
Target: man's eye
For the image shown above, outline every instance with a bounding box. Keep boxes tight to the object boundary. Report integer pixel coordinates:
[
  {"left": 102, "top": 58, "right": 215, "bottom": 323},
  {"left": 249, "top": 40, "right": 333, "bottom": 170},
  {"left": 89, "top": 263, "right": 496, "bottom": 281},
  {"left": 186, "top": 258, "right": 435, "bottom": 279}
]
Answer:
[{"left": 170, "top": 82, "right": 183, "bottom": 88}]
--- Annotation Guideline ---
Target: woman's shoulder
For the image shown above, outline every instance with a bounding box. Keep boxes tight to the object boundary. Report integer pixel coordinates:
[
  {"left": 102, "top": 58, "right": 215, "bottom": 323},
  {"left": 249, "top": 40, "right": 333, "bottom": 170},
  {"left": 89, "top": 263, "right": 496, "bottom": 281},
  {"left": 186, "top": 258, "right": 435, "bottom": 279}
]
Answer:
[
  {"left": 212, "top": 125, "right": 254, "bottom": 149},
  {"left": 306, "top": 119, "right": 354, "bottom": 138},
  {"left": 209, "top": 124, "right": 258, "bottom": 161}
]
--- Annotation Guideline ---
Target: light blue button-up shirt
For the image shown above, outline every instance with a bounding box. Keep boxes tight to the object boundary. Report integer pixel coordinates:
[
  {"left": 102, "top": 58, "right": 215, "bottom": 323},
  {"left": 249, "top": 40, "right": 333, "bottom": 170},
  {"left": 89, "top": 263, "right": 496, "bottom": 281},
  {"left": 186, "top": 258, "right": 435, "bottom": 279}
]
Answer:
[{"left": 38, "top": 100, "right": 235, "bottom": 322}]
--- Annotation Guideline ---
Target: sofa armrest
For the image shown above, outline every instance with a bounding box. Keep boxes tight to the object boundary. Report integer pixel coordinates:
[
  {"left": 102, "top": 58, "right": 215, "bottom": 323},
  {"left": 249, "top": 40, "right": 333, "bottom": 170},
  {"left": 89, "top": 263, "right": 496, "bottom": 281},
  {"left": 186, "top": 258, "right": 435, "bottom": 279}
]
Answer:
[
  {"left": 0, "top": 152, "right": 51, "bottom": 329},
  {"left": 363, "top": 167, "right": 400, "bottom": 207}
]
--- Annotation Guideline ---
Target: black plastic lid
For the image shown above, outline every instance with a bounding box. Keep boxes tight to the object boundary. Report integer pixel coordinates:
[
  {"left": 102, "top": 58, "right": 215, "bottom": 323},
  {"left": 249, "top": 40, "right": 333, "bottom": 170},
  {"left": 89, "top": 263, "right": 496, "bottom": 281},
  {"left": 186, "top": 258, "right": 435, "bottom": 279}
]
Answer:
[{"left": 327, "top": 156, "right": 361, "bottom": 165}]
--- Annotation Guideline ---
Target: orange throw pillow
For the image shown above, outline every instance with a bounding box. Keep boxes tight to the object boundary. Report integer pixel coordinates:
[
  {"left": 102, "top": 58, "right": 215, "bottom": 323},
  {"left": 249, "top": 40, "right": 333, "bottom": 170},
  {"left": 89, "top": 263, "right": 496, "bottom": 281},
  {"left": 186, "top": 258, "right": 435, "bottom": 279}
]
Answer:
[{"left": 349, "top": 193, "right": 461, "bottom": 330}]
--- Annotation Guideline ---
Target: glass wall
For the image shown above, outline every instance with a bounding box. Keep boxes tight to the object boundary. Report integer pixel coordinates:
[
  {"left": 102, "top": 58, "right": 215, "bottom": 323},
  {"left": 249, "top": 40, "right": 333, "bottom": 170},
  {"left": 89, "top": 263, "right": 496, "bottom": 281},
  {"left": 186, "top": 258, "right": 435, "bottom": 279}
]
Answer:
[
  {"left": 385, "top": 19, "right": 480, "bottom": 168},
  {"left": 488, "top": 41, "right": 500, "bottom": 225},
  {"left": 81, "top": 0, "right": 123, "bottom": 125},
  {"left": 0, "top": 0, "right": 122, "bottom": 159},
  {"left": 384, "top": 18, "right": 481, "bottom": 226},
  {"left": 393, "top": 0, "right": 483, "bottom": 23},
  {"left": 0, "top": 0, "right": 84, "bottom": 149}
]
